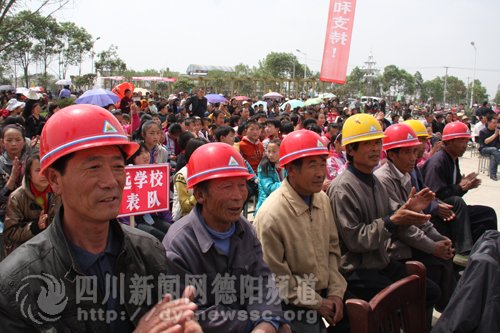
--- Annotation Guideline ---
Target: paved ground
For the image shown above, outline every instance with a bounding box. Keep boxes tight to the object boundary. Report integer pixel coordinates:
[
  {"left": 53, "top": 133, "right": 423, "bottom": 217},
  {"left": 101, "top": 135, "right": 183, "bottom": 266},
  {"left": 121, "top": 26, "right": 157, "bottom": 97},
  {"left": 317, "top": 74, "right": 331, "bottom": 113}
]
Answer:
[{"left": 457, "top": 150, "right": 500, "bottom": 221}]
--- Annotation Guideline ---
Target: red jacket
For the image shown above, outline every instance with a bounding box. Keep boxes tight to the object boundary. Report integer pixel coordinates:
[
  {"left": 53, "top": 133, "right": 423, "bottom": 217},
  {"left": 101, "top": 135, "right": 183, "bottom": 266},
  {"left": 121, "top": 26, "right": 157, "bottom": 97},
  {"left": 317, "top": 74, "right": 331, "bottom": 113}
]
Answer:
[{"left": 239, "top": 137, "right": 264, "bottom": 173}]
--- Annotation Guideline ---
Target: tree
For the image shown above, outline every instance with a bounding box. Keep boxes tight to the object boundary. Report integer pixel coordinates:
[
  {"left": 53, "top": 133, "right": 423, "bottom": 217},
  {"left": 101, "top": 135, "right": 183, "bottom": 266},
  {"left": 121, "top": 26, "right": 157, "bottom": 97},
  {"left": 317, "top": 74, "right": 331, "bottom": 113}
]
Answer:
[
  {"left": 494, "top": 90, "right": 500, "bottom": 105},
  {"left": 94, "top": 45, "right": 126, "bottom": 76},
  {"left": 260, "top": 52, "right": 307, "bottom": 79},
  {"left": 422, "top": 77, "right": 444, "bottom": 102},
  {"left": 59, "top": 22, "right": 93, "bottom": 78},
  {"left": 469, "top": 79, "right": 488, "bottom": 105},
  {"left": 32, "top": 15, "right": 62, "bottom": 87},
  {"left": 173, "top": 77, "right": 195, "bottom": 93},
  {"left": 381, "top": 65, "right": 415, "bottom": 98},
  {"left": 414, "top": 71, "right": 424, "bottom": 100},
  {"left": 444, "top": 76, "right": 466, "bottom": 105}
]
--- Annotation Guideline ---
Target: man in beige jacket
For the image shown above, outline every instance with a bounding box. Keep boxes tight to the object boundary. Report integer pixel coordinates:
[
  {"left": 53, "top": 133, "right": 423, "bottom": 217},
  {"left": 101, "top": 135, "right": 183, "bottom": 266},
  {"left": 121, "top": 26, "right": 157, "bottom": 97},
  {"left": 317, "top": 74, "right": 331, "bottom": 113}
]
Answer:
[{"left": 255, "top": 130, "right": 347, "bottom": 333}]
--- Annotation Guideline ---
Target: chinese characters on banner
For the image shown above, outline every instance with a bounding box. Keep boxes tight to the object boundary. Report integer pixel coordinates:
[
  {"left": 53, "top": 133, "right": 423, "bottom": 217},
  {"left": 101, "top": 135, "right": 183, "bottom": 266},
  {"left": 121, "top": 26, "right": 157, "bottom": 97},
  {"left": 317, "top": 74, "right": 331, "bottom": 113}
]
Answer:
[
  {"left": 118, "top": 164, "right": 170, "bottom": 217},
  {"left": 320, "top": 0, "right": 357, "bottom": 84}
]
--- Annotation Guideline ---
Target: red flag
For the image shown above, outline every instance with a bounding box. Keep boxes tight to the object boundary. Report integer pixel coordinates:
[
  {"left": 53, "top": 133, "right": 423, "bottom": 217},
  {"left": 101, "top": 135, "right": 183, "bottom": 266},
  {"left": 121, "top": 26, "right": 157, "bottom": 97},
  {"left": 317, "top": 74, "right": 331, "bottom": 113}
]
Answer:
[{"left": 320, "top": 0, "right": 357, "bottom": 84}]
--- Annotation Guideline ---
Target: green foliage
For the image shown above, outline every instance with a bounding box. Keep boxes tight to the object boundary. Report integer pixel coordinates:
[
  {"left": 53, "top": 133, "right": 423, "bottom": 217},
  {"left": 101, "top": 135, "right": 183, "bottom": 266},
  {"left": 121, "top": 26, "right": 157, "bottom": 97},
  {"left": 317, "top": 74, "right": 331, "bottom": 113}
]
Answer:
[
  {"left": 381, "top": 65, "right": 415, "bottom": 97},
  {"left": 444, "top": 76, "right": 467, "bottom": 104},
  {"left": 94, "top": 45, "right": 126, "bottom": 76},
  {"left": 59, "top": 22, "right": 93, "bottom": 77},
  {"left": 469, "top": 79, "right": 488, "bottom": 104},
  {"left": 173, "top": 77, "right": 195, "bottom": 93},
  {"left": 494, "top": 90, "right": 500, "bottom": 105}
]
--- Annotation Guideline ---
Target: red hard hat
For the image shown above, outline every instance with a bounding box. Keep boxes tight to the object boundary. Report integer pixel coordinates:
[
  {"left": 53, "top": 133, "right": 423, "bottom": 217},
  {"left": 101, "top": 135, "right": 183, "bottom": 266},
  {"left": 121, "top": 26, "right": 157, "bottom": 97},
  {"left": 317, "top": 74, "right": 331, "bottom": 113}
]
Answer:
[
  {"left": 279, "top": 129, "right": 329, "bottom": 168},
  {"left": 40, "top": 104, "right": 139, "bottom": 174},
  {"left": 442, "top": 121, "right": 471, "bottom": 141},
  {"left": 187, "top": 142, "right": 252, "bottom": 188},
  {"left": 383, "top": 124, "right": 421, "bottom": 151}
]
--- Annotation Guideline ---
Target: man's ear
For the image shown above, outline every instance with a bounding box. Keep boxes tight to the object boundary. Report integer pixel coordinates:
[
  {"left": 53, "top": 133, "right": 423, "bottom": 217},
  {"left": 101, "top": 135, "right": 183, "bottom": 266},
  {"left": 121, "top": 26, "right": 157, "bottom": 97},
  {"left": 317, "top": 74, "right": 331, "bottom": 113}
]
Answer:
[
  {"left": 193, "top": 186, "right": 205, "bottom": 205},
  {"left": 45, "top": 168, "right": 63, "bottom": 195}
]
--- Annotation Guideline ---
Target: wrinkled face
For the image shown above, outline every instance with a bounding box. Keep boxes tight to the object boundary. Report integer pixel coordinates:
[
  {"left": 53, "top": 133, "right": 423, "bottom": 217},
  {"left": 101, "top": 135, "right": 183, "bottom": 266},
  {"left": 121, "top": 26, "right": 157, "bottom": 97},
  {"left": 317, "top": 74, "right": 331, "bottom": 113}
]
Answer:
[
  {"left": 195, "top": 177, "right": 248, "bottom": 226},
  {"left": 388, "top": 146, "right": 420, "bottom": 174},
  {"left": 348, "top": 139, "right": 383, "bottom": 173},
  {"left": 47, "top": 146, "right": 126, "bottom": 225},
  {"left": 445, "top": 138, "right": 469, "bottom": 157},
  {"left": 266, "top": 143, "right": 280, "bottom": 163},
  {"left": 288, "top": 155, "right": 327, "bottom": 195},
  {"left": 3, "top": 128, "right": 24, "bottom": 157},
  {"left": 30, "top": 158, "right": 49, "bottom": 190}
]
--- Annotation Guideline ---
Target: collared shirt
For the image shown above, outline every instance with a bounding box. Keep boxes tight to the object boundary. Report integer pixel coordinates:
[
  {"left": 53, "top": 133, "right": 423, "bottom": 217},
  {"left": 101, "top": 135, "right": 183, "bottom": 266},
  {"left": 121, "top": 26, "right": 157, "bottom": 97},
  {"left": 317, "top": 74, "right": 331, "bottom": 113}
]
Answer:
[
  {"left": 70, "top": 225, "right": 134, "bottom": 333},
  {"left": 391, "top": 162, "right": 411, "bottom": 189}
]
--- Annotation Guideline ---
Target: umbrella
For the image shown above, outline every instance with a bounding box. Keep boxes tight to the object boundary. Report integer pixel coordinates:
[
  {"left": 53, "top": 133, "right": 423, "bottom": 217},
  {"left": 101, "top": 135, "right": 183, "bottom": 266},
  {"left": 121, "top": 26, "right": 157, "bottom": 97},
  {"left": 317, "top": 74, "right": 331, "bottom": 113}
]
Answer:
[
  {"left": 15, "top": 87, "right": 28, "bottom": 95},
  {"left": 252, "top": 101, "right": 267, "bottom": 112},
  {"left": 112, "top": 82, "right": 135, "bottom": 100},
  {"left": 56, "top": 79, "right": 72, "bottom": 86},
  {"left": 134, "top": 87, "right": 150, "bottom": 95},
  {"left": 32, "top": 86, "right": 44, "bottom": 93},
  {"left": 206, "top": 94, "right": 227, "bottom": 104},
  {"left": 263, "top": 92, "right": 283, "bottom": 99},
  {"left": 233, "top": 95, "right": 249, "bottom": 101},
  {"left": 0, "top": 85, "right": 15, "bottom": 92},
  {"left": 75, "top": 89, "right": 120, "bottom": 107},
  {"left": 304, "top": 97, "right": 324, "bottom": 106},
  {"left": 280, "top": 99, "right": 304, "bottom": 110},
  {"left": 317, "top": 92, "right": 336, "bottom": 99}
]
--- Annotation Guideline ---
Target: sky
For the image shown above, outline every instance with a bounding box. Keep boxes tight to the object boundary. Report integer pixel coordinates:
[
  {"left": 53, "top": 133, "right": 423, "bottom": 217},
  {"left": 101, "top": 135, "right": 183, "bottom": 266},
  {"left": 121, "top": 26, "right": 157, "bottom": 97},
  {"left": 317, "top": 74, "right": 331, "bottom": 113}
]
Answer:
[{"left": 44, "top": 0, "right": 500, "bottom": 97}]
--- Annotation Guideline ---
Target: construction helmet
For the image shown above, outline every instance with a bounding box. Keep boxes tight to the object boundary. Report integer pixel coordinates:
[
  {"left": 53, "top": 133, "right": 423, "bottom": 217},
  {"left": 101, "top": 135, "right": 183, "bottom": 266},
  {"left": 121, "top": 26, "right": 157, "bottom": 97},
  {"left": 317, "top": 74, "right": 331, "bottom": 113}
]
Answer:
[
  {"left": 404, "top": 119, "right": 432, "bottom": 139},
  {"left": 342, "top": 113, "right": 385, "bottom": 146},
  {"left": 187, "top": 142, "right": 252, "bottom": 188},
  {"left": 279, "top": 129, "right": 329, "bottom": 168},
  {"left": 383, "top": 124, "right": 421, "bottom": 151},
  {"left": 442, "top": 122, "right": 471, "bottom": 141},
  {"left": 40, "top": 104, "right": 139, "bottom": 174}
]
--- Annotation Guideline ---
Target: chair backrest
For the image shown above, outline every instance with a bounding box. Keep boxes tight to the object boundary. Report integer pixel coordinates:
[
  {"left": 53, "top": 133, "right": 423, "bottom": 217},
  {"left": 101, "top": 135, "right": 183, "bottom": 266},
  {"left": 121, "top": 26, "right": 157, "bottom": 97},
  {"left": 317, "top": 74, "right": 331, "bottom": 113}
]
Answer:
[{"left": 346, "top": 261, "right": 426, "bottom": 333}]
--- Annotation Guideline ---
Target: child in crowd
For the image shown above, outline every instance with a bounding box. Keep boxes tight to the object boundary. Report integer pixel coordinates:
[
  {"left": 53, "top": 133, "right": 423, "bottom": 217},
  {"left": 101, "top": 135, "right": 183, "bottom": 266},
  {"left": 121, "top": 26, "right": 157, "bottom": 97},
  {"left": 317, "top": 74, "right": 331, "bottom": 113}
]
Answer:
[
  {"left": 142, "top": 120, "right": 169, "bottom": 164},
  {"left": 255, "top": 139, "right": 284, "bottom": 213},
  {"left": 239, "top": 120, "right": 264, "bottom": 173},
  {"left": 3, "top": 153, "right": 59, "bottom": 256},
  {"left": 118, "top": 143, "right": 172, "bottom": 241}
]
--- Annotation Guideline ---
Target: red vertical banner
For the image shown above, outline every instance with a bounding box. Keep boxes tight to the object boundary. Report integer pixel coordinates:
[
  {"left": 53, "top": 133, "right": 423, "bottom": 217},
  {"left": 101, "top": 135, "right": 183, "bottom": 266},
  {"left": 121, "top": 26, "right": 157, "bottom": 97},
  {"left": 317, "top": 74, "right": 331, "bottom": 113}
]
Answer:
[{"left": 320, "top": 0, "right": 357, "bottom": 84}]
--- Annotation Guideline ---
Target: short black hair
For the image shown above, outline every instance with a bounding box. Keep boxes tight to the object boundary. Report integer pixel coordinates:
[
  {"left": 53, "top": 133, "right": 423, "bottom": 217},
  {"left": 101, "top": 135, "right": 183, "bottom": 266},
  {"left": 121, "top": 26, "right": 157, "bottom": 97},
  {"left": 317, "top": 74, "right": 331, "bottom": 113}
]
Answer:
[
  {"left": 266, "top": 118, "right": 281, "bottom": 129},
  {"left": 345, "top": 142, "right": 360, "bottom": 163},
  {"left": 178, "top": 131, "right": 195, "bottom": 150},
  {"left": 214, "top": 126, "right": 235, "bottom": 141},
  {"left": 168, "top": 123, "right": 182, "bottom": 135},
  {"left": 280, "top": 121, "right": 294, "bottom": 134},
  {"left": 303, "top": 118, "right": 318, "bottom": 128}
]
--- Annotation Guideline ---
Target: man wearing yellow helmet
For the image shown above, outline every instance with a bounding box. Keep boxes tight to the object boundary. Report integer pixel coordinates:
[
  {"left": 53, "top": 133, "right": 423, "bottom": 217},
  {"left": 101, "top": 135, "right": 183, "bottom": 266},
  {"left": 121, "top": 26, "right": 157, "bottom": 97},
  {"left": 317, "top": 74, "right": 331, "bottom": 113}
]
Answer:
[{"left": 327, "top": 113, "right": 440, "bottom": 330}]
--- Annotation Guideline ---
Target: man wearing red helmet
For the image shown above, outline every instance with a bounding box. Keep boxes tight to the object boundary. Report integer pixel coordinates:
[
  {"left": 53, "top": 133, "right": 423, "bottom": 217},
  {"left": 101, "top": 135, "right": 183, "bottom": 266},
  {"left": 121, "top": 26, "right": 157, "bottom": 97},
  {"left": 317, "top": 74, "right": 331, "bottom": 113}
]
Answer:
[
  {"left": 0, "top": 105, "right": 202, "bottom": 333},
  {"left": 422, "top": 121, "right": 497, "bottom": 266},
  {"left": 254, "top": 130, "right": 348, "bottom": 333},
  {"left": 163, "top": 142, "right": 290, "bottom": 333},
  {"left": 375, "top": 123, "right": 456, "bottom": 311}
]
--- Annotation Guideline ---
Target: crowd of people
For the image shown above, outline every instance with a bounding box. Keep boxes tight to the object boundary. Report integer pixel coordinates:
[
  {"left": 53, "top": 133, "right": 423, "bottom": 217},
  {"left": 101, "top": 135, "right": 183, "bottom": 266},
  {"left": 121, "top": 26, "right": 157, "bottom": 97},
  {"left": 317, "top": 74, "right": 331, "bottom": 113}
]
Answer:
[{"left": 0, "top": 84, "right": 497, "bottom": 332}]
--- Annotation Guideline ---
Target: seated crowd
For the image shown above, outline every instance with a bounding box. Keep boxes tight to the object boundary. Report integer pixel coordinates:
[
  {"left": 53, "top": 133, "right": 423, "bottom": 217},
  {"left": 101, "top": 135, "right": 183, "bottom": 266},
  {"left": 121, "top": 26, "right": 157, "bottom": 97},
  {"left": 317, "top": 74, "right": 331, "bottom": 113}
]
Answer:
[{"left": 0, "top": 86, "right": 497, "bottom": 333}]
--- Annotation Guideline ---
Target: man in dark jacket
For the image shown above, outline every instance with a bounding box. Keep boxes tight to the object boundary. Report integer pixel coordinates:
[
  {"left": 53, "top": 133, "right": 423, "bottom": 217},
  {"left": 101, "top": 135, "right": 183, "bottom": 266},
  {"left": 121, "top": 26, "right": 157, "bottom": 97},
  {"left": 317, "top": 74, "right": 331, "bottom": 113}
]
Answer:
[
  {"left": 421, "top": 122, "right": 497, "bottom": 267},
  {"left": 163, "top": 142, "right": 290, "bottom": 333},
  {"left": 0, "top": 105, "right": 201, "bottom": 333},
  {"left": 185, "top": 88, "right": 208, "bottom": 118}
]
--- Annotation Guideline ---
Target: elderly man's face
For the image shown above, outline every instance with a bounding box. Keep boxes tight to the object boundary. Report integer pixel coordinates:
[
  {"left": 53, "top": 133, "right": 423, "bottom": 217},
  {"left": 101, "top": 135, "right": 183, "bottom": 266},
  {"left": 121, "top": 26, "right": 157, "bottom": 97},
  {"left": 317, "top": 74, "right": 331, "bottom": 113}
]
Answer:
[
  {"left": 48, "top": 146, "right": 126, "bottom": 225},
  {"left": 195, "top": 177, "right": 248, "bottom": 227}
]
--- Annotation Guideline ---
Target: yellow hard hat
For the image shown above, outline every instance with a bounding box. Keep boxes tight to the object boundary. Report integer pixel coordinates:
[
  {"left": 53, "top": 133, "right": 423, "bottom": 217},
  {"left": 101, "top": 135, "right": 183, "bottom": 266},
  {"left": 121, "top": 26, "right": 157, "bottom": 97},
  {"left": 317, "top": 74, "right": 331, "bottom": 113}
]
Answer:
[
  {"left": 404, "top": 119, "right": 432, "bottom": 139},
  {"left": 342, "top": 113, "right": 385, "bottom": 146}
]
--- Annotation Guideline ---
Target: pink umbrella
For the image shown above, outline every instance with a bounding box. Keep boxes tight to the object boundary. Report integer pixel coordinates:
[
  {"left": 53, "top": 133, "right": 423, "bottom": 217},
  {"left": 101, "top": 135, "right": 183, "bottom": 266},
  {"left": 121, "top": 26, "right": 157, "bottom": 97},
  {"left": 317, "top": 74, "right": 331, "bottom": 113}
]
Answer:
[
  {"left": 263, "top": 92, "right": 283, "bottom": 99},
  {"left": 233, "top": 95, "right": 249, "bottom": 101}
]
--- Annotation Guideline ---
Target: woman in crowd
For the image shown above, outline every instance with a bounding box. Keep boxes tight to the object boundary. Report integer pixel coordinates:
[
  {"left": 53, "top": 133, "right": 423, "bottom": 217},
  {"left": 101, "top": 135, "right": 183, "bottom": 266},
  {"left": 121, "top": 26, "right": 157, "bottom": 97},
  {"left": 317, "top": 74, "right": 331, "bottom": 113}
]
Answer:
[
  {"left": 3, "top": 153, "right": 59, "bottom": 256},
  {"left": 0, "top": 125, "right": 31, "bottom": 222},
  {"left": 172, "top": 138, "right": 206, "bottom": 221}
]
